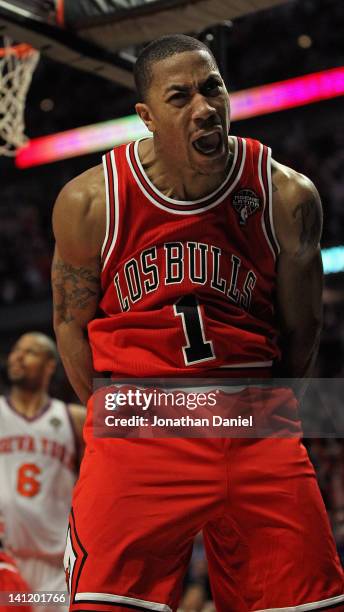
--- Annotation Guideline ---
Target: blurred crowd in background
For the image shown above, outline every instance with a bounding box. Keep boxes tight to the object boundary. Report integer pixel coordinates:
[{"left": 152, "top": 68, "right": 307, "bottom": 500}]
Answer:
[
  {"left": 1, "top": 0, "right": 344, "bottom": 307},
  {"left": 0, "top": 0, "right": 344, "bottom": 607}
]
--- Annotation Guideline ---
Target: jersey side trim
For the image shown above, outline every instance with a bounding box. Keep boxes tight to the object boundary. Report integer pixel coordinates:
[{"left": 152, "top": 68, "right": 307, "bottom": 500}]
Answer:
[
  {"left": 266, "top": 145, "right": 281, "bottom": 256},
  {"left": 101, "top": 150, "right": 119, "bottom": 272},
  {"left": 101, "top": 152, "right": 111, "bottom": 260},
  {"left": 126, "top": 137, "right": 247, "bottom": 215},
  {"left": 258, "top": 144, "right": 278, "bottom": 261},
  {"left": 75, "top": 593, "right": 172, "bottom": 612}
]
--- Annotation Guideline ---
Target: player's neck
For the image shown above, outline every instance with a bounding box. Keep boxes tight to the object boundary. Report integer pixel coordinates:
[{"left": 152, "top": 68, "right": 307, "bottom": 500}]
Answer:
[
  {"left": 9, "top": 387, "right": 50, "bottom": 419},
  {"left": 139, "top": 138, "right": 231, "bottom": 201}
]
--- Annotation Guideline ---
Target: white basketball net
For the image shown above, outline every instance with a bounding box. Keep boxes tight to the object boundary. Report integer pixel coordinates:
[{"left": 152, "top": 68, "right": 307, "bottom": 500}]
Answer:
[{"left": 0, "top": 37, "right": 40, "bottom": 157}]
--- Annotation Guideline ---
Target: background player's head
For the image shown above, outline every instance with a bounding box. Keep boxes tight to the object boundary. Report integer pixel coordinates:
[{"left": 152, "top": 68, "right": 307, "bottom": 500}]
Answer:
[
  {"left": 134, "top": 34, "right": 230, "bottom": 178},
  {"left": 7, "top": 332, "right": 58, "bottom": 393}
]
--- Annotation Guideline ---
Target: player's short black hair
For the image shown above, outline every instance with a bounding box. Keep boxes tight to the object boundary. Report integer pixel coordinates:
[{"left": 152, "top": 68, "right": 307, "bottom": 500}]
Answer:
[{"left": 134, "top": 34, "right": 218, "bottom": 101}]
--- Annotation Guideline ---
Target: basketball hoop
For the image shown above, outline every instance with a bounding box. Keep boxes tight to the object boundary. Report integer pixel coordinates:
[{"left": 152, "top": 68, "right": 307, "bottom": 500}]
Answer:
[{"left": 0, "top": 37, "right": 40, "bottom": 157}]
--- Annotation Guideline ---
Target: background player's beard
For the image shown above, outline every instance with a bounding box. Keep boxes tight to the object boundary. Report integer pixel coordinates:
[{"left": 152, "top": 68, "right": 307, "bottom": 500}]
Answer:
[{"left": 7, "top": 369, "right": 45, "bottom": 392}]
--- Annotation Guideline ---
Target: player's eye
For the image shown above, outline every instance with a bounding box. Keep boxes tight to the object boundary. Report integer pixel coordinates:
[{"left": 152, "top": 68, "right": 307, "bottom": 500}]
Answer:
[
  {"left": 201, "top": 79, "right": 222, "bottom": 96},
  {"left": 12, "top": 347, "right": 23, "bottom": 355},
  {"left": 169, "top": 92, "right": 188, "bottom": 104}
]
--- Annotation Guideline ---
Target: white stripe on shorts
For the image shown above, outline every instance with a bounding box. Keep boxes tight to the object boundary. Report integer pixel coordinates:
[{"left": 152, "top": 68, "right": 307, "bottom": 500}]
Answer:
[
  {"left": 254, "top": 592, "right": 344, "bottom": 611},
  {"left": 75, "top": 592, "right": 172, "bottom": 612}
]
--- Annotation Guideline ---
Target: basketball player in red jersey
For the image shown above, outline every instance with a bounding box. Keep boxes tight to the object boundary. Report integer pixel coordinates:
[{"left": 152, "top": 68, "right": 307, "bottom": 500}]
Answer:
[{"left": 52, "top": 35, "right": 344, "bottom": 612}]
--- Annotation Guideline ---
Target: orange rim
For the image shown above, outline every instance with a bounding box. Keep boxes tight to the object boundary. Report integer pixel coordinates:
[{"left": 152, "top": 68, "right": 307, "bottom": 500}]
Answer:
[{"left": 0, "top": 43, "right": 36, "bottom": 58}]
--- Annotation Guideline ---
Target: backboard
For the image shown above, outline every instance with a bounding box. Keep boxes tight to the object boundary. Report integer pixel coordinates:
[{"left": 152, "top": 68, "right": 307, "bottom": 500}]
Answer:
[{"left": 0, "top": 0, "right": 289, "bottom": 87}]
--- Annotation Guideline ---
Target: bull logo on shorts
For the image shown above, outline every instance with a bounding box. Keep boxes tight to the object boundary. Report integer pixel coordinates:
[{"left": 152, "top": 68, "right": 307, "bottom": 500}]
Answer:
[
  {"left": 232, "top": 189, "right": 260, "bottom": 226},
  {"left": 64, "top": 526, "right": 76, "bottom": 594},
  {"left": 63, "top": 510, "right": 88, "bottom": 602}
]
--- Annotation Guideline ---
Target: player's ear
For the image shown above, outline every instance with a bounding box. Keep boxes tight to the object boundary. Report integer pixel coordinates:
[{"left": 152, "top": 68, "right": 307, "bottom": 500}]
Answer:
[{"left": 135, "top": 103, "right": 156, "bottom": 133}]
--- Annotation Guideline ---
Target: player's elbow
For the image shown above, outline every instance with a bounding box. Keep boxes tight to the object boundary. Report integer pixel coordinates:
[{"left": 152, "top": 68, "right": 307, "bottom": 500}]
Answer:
[
  {"left": 53, "top": 313, "right": 88, "bottom": 344},
  {"left": 53, "top": 313, "right": 63, "bottom": 338}
]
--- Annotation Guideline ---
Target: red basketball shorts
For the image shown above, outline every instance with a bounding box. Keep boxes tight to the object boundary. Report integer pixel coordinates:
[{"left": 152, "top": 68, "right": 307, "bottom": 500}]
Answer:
[{"left": 65, "top": 388, "right": 344, "bottom": 612}]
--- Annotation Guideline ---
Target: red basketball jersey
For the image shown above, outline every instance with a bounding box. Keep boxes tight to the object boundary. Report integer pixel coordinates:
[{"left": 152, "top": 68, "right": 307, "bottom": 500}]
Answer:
[{"left": 88, "top": 136, "right": 281, "bottom": 378}]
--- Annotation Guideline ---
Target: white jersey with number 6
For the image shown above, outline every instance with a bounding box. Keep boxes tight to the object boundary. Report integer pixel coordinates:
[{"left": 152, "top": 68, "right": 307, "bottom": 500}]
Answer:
[{"left": 0, "top": 396, "right": 78, "bottom": 559}]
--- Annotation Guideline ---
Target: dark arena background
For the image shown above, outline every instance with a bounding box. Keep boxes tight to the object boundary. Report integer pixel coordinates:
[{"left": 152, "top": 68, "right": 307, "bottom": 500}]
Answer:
[{"left": 0, "top": 1, "right": 344, "bottom": 610}]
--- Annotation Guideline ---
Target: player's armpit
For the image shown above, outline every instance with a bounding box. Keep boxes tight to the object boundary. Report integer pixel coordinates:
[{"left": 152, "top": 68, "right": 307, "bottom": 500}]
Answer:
[{"left": 272, "top": 163, "right": 323, "bottom": 381}]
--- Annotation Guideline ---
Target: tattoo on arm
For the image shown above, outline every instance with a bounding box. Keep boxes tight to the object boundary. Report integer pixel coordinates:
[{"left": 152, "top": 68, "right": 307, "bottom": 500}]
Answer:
[
  {"left": 52, "top": 260, "right": 99, "bottom": 324},
  {"left": 292, "top": 198, "right": 321, "bottom": 256}
]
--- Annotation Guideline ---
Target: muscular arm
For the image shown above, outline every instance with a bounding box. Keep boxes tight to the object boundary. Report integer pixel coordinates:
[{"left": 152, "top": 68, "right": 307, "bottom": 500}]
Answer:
[
  {"left": 52, "top": 166, "right": 105, "bottom": 404},
  {"left": 273, "top": 161, "right": 323, "bottom": 381}
]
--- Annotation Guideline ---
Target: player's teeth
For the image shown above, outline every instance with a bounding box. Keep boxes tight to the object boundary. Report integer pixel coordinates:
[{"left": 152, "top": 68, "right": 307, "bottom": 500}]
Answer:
[{"left": 193, "top": 133, "right": 221, "bottom": 154}]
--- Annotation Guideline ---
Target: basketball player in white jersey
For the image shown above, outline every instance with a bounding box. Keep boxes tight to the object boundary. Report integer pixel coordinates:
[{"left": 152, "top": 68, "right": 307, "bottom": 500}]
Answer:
[{"left": 0, "top": 332, "right": 85, "bottom": 612}]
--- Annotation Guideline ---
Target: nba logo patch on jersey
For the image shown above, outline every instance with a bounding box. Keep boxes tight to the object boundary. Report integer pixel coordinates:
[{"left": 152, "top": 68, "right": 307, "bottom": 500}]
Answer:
[
  {"left": 49, "top": 416, "right": 62, "bottom": 429},
  {"left": 232, "top": 189, "right": 260, "bottom": 226}
]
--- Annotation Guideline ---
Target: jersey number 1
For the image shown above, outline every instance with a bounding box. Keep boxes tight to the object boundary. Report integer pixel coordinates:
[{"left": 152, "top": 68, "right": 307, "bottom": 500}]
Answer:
[{"left": 174, "top": 295, "right": 215, "bottom": 366}]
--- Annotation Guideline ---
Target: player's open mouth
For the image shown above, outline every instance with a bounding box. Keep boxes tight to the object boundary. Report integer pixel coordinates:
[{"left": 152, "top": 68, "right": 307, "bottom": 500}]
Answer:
[{"left": 192, "top": 131, "right": 222, "bottom": 156}]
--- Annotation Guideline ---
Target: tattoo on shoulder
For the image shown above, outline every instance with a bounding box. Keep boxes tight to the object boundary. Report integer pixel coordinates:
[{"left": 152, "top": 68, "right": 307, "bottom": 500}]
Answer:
[
  {"left": 292, "top": 197, "right": 321, "bottom": 256},
  {"left": 52, "top": 260, "right": 99, "bottom": 323}
]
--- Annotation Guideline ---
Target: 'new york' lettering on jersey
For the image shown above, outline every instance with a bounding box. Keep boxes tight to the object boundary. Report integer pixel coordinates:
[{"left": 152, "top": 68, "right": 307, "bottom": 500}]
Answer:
[
  {"left": 0, "top": 397, "right": 78, "bottom": 559},
  {"left": 88, "top": 136, "right": 281, "bottom": 378}
]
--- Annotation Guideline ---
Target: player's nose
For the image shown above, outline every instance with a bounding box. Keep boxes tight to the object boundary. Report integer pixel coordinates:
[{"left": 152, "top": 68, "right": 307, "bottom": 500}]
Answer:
[{"left": 191, "top": 93, "right": 217, "bottom": 124}]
